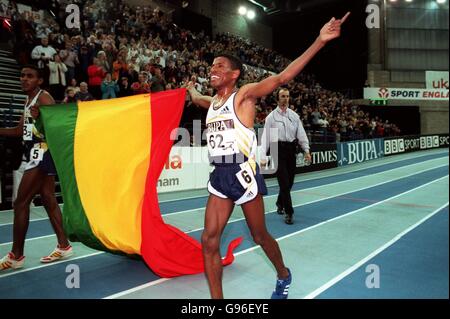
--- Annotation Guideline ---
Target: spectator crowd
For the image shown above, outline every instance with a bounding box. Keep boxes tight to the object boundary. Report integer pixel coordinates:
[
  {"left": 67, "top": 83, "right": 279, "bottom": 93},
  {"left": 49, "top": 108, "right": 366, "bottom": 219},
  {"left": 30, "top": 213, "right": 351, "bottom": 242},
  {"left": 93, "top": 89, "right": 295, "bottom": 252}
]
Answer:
[{"left": 4, "top": 0, "right": 401, "bottom": 142}]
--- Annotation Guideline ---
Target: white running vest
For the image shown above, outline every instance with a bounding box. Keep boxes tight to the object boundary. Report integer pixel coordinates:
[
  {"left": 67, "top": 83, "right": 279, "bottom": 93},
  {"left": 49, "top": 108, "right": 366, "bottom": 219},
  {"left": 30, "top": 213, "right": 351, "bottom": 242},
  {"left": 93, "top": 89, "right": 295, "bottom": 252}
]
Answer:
[
  {"left": 22, "top": 90, "right": 49, "bottom": 165},
  {"left": 206, "top": 92, "right": 257, "bottom": 171},
  {"left": 23, "top": 89, "right": 45, "bottom": 141}
]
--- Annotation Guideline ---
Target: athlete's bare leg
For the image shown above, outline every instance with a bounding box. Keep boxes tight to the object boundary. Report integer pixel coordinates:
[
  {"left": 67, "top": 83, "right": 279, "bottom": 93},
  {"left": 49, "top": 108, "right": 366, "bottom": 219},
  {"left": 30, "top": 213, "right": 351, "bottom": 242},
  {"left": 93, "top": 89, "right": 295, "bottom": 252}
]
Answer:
[
  {"left": 241, "top": 194, "right": 289, "bottom": 279},
  {"left": 39, "top": 175, "right": 69, "bottom": 248},
  {"left": 202, "top": 194, "right": 235, "bottom": 299},
  {"left": 11, "top": 168, "right": 45, "bottom": 258}
]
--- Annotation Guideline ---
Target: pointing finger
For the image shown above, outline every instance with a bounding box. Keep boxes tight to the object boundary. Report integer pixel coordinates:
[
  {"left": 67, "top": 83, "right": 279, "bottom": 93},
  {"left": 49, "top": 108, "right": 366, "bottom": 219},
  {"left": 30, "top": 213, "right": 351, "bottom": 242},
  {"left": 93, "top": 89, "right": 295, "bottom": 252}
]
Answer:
[{"left": 341, "top": 12, "right": 351, "bottom": 24}]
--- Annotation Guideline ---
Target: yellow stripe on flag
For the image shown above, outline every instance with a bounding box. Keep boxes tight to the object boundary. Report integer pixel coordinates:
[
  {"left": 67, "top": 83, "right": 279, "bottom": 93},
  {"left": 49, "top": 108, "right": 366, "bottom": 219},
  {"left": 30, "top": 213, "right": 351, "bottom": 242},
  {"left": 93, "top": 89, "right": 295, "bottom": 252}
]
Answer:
[{"left": 74, "top": 95, "right": 152, "bottom": 254}]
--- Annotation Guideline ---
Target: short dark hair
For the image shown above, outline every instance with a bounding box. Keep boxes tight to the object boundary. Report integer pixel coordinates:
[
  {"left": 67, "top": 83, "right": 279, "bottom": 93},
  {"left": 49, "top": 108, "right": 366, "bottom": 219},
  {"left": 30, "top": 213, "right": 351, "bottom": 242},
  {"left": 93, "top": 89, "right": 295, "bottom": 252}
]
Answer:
[
  {"left": 278, "top": 87, "right": 290, "bottom": 98},
  {"left": 21, "top": 64, "right": 44, "bottom": 79},
  {"left": 215, "top": 53, "right": 244, "bottom": 81}
]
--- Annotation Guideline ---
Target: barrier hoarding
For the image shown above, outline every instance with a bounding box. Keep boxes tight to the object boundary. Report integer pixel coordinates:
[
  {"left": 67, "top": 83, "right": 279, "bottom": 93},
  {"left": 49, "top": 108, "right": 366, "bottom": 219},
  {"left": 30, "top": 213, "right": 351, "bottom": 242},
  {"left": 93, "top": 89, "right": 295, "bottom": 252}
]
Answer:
[
  {"left": 364, "top": 87, "right": 449, "bottom": 101},
  {"left": 296, "top": 143, "right": 338, "bottom": 173},
  {"left": 384, "top": 134, "right": 449, "bottom": 156},
  {"left": 337, "top": 139, "right": 384, "bottom": 166}
]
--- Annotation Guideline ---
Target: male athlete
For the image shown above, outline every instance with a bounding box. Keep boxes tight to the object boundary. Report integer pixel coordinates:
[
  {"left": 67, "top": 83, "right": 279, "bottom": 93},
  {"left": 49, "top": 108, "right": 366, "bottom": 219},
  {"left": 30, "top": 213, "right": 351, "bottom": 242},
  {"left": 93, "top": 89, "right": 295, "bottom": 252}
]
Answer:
[
  {"left": 0, "top": 65, "right": 73, "bottom": 271},
  {"left": 187, "top": 13, "right": 350, "bottom": 298}
]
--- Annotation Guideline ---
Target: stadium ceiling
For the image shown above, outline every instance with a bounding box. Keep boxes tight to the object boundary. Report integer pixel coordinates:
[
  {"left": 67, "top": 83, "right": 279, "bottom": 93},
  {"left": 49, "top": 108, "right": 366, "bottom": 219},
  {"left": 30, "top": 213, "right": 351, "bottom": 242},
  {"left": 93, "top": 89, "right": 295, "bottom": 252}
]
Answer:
[{"left": 247, "top": 0, "right": 342, "bottom": 15}]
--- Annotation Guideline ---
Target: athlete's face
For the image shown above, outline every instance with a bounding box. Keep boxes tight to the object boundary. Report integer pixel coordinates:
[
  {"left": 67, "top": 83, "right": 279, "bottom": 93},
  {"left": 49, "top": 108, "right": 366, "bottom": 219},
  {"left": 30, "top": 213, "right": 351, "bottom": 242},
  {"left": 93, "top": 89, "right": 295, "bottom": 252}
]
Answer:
[
  {"left": 210, "top": 57, "right": 239, "bottom": 89},
  {"left": 278, "top": 90, "right": 290, "bottom": 108},
  {"left": 20, "top": 68, "right": 42, "bottom": 93}
]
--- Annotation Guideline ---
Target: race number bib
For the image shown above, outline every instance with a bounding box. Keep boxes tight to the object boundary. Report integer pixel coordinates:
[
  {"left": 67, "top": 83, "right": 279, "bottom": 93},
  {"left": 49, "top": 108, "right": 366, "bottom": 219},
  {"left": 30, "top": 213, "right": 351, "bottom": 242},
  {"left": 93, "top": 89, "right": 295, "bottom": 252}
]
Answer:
[
  {"left": 235, "top": 161, "right": 255, "bottom": 189},
  {"left": 206, "top": 130, "right": 237, "bottom": 157},
  {"left": 23, "top": 124, "right": 33, "bottom": 141},
  {"left": 30, "top": 146, "right": 44, "bottom": 162},
  {"left": 206, "top": 119, "right": 238, "bottom": 157}
]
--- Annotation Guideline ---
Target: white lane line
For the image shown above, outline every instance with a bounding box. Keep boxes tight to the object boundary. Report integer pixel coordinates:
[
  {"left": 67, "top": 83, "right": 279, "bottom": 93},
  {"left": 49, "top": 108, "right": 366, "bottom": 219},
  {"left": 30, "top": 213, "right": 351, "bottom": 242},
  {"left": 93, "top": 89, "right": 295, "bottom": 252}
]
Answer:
[
  {"left": 0, "top": 234, "right": 55, "bottom": 247},
  {"left": 0, "top": 217, "right": 49, "bottom": 227},
  {"left": 0, "top": 204, "right": 63, "bottom": 219},
  {"left": 103, "top": 278, "right": 171, "bottom": 299},
  {"left": 0, "top": 252, "right": 103, "bottom": 279}
]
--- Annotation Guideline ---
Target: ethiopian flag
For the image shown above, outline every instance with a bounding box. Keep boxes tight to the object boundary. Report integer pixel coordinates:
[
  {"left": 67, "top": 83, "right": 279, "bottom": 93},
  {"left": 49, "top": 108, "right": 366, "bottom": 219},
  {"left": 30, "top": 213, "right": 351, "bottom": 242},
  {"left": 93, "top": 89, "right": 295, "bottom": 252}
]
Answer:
[{"left": 37, "top": 89, "right": 242, "bottom": 278}]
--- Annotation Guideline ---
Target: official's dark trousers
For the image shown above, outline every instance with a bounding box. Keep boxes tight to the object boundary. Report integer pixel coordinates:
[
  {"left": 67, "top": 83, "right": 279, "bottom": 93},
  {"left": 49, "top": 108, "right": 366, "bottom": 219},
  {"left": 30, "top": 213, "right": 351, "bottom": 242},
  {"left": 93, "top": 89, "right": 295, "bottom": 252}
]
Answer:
[{"left": 274, "top": 141, "right": 297, "bottom": 217}]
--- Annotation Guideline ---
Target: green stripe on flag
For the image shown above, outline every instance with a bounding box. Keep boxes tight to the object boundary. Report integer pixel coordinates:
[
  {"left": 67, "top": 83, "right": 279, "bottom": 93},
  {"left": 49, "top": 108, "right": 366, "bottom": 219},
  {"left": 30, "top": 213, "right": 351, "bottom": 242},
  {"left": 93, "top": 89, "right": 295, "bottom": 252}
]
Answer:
[{"left": 39, "top": 103, "right": 107, "bottom": 251}]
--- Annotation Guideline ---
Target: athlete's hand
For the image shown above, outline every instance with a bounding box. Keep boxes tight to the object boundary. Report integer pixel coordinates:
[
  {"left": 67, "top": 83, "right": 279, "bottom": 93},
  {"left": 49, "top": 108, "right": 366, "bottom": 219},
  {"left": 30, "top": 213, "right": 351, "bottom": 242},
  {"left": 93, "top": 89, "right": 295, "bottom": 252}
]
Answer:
[
  {"left": 319, "top": 12, "right": 350, "bottom": 43},
  {"left": 185, "top": 81, "right": 195, "bottom": 90},
  {"left": 30, "top": 104, "right": 40, "bottom": 119}
]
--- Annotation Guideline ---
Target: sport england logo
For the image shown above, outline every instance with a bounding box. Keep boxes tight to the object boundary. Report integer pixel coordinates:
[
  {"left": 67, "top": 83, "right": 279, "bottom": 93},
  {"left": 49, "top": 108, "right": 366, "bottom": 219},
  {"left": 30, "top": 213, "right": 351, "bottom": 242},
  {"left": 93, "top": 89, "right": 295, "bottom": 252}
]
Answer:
[{"left": 378, "top": 88, "right": 389, "bottom": 98}]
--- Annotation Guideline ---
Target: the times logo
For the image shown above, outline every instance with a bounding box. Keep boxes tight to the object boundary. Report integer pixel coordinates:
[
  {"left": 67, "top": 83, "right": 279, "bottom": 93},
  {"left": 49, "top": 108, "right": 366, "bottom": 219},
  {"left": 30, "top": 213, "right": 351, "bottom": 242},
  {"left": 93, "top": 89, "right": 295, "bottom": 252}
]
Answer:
[{"left": 312, "top": 150, "right": 338, "bottom": 165}]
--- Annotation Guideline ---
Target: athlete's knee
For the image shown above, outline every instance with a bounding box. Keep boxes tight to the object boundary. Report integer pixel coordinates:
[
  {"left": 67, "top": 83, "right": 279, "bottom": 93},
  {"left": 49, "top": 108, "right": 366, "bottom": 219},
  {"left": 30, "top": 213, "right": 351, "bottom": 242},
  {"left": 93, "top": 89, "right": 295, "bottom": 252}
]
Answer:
[
  {"left": 251, "top": 229, "right": 274, "bottom": 246},
  {"left": 201, "top": 231, "right": 220, "bottom": 254},
  {"left": 13, "top": 199, "right": 30, "bottom": 213},
  {"left": 40, "top": 192, "right": 58, "bottom": 210},
  {"left": 251, "top": 231, "right": 271, "bottom": 247},
  {"left": 13, "top": 193, "right": 34, "bottom": 212}
]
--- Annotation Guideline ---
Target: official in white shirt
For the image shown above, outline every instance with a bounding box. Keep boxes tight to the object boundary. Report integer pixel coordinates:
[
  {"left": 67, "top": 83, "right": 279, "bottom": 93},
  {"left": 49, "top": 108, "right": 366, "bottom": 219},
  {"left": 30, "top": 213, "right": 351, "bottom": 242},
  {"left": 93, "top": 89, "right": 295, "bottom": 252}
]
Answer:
[{"left": 260, "top": 88, "right": 311, "bottom": 224}]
